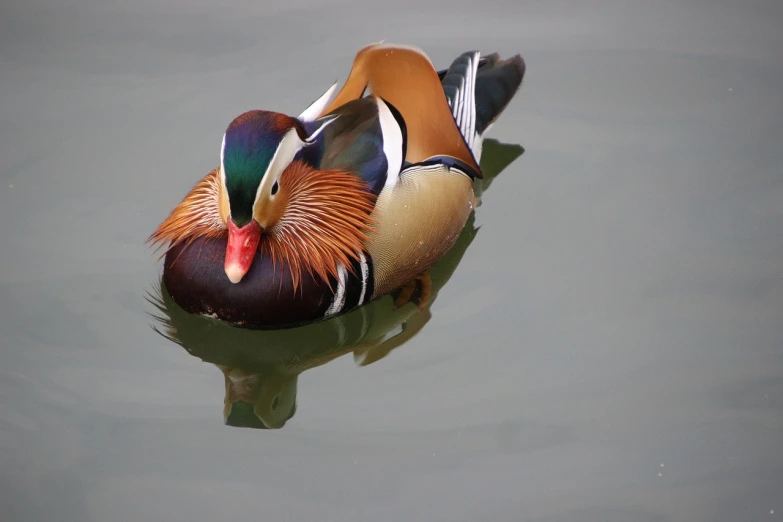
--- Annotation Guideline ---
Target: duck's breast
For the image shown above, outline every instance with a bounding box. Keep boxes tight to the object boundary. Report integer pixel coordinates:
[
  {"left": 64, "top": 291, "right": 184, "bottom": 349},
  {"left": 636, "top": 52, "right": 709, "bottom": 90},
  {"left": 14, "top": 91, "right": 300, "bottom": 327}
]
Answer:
[{"left": 163, "top": 237, "right": 335, "bottom": 329}]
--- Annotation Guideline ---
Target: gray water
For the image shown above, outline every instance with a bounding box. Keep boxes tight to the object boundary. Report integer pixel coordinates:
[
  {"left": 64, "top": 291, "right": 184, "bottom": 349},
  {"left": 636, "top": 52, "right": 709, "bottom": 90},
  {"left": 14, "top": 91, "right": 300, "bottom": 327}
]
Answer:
[{"left": 2, "top": 0, "right": 782, "bottom": 520}]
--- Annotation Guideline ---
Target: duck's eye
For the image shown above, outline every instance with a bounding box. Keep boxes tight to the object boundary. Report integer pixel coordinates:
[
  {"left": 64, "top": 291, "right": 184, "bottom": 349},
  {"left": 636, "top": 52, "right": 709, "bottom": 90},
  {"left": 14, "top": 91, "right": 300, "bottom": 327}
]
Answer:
[{"left": 271, "top": 181, "right": 279, "bottom": 196}]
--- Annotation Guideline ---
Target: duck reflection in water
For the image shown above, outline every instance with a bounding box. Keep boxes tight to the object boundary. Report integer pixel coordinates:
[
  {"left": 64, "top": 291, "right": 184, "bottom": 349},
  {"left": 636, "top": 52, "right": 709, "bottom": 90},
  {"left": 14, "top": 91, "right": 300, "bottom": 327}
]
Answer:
[{"left": 147, "top": 140, "right": 523, "bottom": 429}]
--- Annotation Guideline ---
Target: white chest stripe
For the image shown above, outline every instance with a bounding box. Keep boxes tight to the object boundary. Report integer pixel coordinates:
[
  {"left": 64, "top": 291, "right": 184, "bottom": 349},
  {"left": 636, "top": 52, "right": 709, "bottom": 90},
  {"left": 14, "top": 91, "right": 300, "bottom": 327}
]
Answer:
[
  {"left": 358, "top": 253, "right": 369, "bottom": 306},
  {"left": 376, "top": 98, "right": 404, "bottom": 188},
  {"left": 325, "top": 263, "right": 348, "bottom": 317}
]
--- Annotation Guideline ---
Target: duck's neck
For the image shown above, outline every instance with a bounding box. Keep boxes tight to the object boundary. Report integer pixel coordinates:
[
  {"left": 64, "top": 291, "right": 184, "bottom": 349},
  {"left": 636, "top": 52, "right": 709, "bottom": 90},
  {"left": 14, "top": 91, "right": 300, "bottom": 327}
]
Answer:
[{"left": 262, "top": 160, "right": 376, "bottom": 292}]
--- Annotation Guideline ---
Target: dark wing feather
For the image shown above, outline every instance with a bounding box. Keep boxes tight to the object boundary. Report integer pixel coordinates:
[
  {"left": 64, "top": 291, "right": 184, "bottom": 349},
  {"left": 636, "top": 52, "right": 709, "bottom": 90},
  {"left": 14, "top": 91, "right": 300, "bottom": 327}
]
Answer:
[
  {"left": 440, "top": 52, "right": 525, "bottom": 136},
  {"left": 300, "top": 98, "right": 389, "bottom": 196}
]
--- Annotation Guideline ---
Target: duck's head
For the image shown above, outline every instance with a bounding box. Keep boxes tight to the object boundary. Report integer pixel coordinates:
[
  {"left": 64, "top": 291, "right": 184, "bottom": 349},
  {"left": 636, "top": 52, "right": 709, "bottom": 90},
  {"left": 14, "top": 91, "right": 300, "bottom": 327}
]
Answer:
[
  {"left": 220, "top": 110, "right": 331, "bottom": 284},
  {"left": 150, "top": 107, "right": 375, "bottom": 292}
]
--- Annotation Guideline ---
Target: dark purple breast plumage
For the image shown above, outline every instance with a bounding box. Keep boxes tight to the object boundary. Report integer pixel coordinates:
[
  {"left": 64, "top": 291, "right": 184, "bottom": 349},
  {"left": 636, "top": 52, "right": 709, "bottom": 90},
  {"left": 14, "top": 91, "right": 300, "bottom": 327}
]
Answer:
[{"left": 163, "top": 236, "right": 374, "bottom": 329}]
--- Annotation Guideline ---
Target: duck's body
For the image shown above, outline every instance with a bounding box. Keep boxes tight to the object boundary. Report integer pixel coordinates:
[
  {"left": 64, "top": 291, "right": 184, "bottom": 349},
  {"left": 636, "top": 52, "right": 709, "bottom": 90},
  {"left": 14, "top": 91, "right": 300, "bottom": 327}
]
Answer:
[{"left": 150, "top": 43, "right": 525, "bottom": 328}]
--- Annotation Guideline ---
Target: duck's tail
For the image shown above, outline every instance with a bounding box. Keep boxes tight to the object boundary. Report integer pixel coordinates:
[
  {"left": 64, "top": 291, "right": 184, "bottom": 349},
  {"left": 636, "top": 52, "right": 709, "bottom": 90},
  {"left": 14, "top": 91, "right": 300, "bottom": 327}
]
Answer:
[{"left": 439, "top": 51, "right": 525, "bottom": 162}]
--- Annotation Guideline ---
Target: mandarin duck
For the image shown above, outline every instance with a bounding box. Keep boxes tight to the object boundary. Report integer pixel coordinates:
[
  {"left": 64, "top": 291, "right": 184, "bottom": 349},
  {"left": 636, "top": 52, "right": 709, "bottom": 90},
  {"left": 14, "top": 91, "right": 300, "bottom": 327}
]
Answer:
[
  {"left": 149, "top": 142, "right": 523, "bottom": 428},
  {"left": 149, "top": 43, "right": 525, "bottom": 328}
]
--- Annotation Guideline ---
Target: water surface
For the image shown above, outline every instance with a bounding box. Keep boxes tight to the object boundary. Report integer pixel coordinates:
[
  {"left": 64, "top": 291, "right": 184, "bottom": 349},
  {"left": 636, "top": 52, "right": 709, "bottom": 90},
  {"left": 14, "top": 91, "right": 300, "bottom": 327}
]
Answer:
[{"left": 2, "top": 0, "right": 782, "bottom": 521}]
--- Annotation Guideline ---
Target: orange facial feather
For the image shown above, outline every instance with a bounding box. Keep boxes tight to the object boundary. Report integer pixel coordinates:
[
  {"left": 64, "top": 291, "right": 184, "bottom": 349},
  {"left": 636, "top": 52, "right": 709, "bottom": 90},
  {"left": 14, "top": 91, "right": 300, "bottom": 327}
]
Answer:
[
  {"left": 147, "top": 168, "right": 227, "bottom": 259},
  {"left": 263, "top": 160, "right": 376, "bottom": 292},
  {"left": 148, "top": 161, "right": 376, "bottom": 293}
]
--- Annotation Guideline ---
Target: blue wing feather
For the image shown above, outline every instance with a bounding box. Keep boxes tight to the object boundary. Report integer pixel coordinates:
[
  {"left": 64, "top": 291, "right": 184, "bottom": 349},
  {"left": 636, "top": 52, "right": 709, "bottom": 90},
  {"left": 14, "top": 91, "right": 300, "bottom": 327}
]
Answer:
[{"left": 298, "top": 98, "right": 388, "bottom": 196}]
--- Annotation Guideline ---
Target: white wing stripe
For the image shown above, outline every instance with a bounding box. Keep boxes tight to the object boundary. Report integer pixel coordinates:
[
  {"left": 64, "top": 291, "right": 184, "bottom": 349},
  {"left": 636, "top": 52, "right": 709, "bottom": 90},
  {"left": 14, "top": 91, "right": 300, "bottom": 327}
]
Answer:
[
  {"left": 448, "top": 52, "right": 481, "bottom": 157},
  {"left": 377, "top": 98, "right": 404, "bottom": 188},
  {"left": 298, "top": 83, "right": 338, "bottom": 122},
  {"left": 469, "top": 52, "right": 478, "bottom": 151}
]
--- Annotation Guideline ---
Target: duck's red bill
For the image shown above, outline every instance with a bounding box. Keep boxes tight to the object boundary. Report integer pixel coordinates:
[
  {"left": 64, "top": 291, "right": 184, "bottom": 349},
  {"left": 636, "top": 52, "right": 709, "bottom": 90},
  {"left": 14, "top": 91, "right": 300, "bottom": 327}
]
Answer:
[{"left": 224, "top": 220, "right": 262, "bottom": 284}]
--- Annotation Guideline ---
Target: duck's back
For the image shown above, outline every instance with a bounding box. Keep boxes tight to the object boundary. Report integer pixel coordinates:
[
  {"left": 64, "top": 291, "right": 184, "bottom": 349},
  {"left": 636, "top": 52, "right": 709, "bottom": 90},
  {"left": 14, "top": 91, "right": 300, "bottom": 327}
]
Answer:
[{"left": 313, "top": 45, "right": 526, "bottom": 299}]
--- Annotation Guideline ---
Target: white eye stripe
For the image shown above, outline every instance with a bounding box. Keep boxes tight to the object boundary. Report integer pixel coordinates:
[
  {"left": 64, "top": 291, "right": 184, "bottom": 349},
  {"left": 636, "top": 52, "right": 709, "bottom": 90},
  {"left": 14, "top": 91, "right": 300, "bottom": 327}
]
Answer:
[
  {"left": 251, "top": 117, "right": 340, "bottom": 212},
  {"left": 253, "top": 128, "right": 307, "bottom": 211},
  {"left": 220, "top": 133, "right": 227, "bottom": 185}
]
